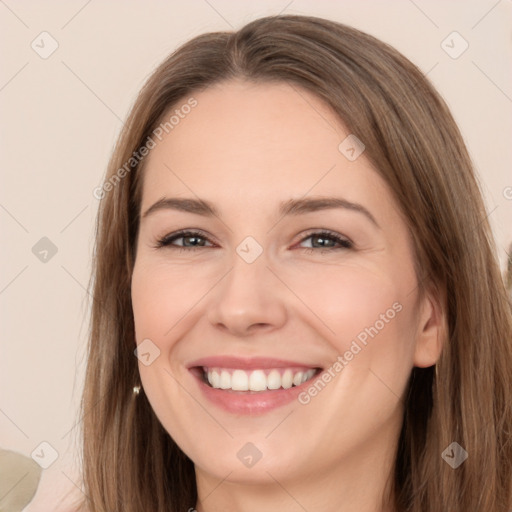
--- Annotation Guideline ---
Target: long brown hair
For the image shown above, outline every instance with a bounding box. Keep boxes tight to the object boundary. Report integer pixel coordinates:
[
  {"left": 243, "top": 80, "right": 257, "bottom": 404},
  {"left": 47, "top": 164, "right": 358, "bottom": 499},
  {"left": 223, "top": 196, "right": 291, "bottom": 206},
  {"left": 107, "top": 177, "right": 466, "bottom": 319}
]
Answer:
[{"left": 80, "top": 14, "right": 512, "bottom": 511}]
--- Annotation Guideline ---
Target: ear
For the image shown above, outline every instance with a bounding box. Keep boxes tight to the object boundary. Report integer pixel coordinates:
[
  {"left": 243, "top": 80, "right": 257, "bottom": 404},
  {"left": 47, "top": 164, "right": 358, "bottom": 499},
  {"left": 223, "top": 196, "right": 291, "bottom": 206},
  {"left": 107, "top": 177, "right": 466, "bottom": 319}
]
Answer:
[{"left": 413, "top": 287, "right": 446, "bottom": 368}]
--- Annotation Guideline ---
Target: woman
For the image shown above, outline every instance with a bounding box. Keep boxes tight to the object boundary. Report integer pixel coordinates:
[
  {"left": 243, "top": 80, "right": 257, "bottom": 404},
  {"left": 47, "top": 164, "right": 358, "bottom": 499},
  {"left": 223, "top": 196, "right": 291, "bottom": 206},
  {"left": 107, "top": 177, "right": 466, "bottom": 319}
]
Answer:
[{"left": 80, "top": 14, "right": 512, "bottom": 512}]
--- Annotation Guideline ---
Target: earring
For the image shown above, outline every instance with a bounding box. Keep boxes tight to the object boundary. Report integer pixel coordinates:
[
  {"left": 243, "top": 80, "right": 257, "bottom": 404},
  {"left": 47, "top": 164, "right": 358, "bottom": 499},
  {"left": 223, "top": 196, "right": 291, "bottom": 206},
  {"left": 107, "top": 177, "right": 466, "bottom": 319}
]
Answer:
[{"left": 133, "top": 385, "right": 141, "bottom": 395}]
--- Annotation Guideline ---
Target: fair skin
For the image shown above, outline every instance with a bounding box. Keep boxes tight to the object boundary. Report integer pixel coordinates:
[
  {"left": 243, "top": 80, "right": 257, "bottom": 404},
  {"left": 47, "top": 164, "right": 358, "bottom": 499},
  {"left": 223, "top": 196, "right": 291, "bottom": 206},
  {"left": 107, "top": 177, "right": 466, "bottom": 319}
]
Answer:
[{"left": 131, "top": 79, "right": 443, "bottom": 512}]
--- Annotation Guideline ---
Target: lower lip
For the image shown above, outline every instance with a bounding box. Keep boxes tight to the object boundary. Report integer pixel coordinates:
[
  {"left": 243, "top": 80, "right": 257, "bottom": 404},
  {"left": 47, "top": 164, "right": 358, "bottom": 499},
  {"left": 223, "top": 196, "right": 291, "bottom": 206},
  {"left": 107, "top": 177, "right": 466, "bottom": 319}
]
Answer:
[{"left": 191, "top": 370, "right": 317, "bottom": 415}]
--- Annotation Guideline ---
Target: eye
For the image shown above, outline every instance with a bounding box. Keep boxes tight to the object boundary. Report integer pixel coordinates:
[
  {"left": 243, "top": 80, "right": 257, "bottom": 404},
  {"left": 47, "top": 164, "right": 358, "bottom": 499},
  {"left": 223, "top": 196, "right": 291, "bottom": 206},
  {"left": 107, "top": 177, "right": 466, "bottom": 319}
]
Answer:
[
  {"left": 297, "top": 230, "right": 353, "bottom": 253},
  {"left": 154, "top": 230, "right": 214, "bottom": 251},
  {"left": 154, "top": 229, "right": 353, "bottom": 253}
]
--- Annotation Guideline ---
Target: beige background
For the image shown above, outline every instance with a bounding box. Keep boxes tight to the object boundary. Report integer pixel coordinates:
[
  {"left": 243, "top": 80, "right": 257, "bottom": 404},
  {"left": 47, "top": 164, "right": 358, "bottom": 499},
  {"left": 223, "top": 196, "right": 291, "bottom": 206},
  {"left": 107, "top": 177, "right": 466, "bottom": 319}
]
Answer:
[{"left": 1, "top": 0, "right": 511, "bottom": 505}]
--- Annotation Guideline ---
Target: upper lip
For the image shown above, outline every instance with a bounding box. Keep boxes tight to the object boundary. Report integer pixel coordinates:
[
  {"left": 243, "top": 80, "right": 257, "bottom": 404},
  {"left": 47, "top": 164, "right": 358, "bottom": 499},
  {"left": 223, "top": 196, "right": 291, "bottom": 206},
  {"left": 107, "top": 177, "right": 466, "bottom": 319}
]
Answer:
[{"left": 187, "top": 356, "right": 322, "bottom": 370}]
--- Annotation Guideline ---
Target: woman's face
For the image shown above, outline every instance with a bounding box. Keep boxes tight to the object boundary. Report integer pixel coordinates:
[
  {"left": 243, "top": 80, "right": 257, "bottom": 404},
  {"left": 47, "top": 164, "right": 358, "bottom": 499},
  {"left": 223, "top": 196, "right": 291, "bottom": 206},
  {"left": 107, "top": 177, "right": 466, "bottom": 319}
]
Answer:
[{"left": 131, "top": 80, "right": 442, "bottom": 491}]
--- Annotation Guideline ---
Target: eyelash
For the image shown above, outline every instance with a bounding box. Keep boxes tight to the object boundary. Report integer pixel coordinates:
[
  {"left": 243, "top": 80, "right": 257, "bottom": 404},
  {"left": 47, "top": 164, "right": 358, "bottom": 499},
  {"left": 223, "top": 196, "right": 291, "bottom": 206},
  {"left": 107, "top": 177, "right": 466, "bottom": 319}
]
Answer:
[{"left": 154, "top": 229, "right": 353, "bottom": 253}]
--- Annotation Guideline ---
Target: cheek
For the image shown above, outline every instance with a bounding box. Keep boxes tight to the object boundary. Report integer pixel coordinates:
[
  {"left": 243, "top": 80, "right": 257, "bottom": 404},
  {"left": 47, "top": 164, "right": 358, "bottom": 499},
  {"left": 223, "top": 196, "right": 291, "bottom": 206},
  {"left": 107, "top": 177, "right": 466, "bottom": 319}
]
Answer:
[
  {"left": 130, "top": 262, "right": 201, "bottom": 437},
  {"left": 131, "top": 261, "right": 204, "bottom": 340},
  {"left": 279, "top": 260, "right": 420, "bottom": 411},
  {"left": 281, "top": 261, "right": 415, "bottom": 353},
  {"left": 285, "top": 264, "right": 418, "bottom": 449}
]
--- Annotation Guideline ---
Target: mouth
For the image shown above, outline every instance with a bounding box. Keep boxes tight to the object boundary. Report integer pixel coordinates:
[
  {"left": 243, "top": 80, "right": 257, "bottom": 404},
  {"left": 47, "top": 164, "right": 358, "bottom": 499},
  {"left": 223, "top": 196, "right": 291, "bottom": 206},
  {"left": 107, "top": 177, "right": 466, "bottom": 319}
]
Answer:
[
  {"left": 187, "top": 357, "right": 323, "bottom": 414},
  {"left": 194, "top": 366, "right": 321, "bottom": 392}
]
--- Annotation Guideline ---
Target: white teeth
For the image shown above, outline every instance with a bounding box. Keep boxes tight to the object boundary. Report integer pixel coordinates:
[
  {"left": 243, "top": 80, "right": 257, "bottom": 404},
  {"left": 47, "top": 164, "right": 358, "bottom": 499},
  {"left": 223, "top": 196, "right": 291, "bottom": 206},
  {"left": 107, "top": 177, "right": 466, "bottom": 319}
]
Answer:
[
  {"left": 281, "top": 369, "right": 293, "bottom": 389},
  {"left": 267, "top": 369, "right": 281, "bottom": 390},
  {"left": 231, "top": 370, "right": 249, "bottom": 391},
  {"left": 205, "top": 367, "right": 317, "bottom": 391},
  {"left": 249, "top": 370, "right": 267, "bottom": 391},
  {"left": 293, "top": 371, "right": 303, "bottom": 386},
  {"left": 210, "top": 370, "right": 220, "bottom": 388},
  {"left": 219, "top": 370, "right": 231, "bottom": 389}
]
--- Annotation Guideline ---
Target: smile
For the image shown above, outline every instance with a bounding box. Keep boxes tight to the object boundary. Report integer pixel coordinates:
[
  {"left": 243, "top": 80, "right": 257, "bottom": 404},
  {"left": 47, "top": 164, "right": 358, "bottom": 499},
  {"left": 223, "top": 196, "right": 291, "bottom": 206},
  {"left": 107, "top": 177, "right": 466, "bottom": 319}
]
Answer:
[
  {"left": 187, "top": 357, "right": 323, "bottom": 414},
  {"left": 203, "top": 367, "right": 318, "bottom": 392}
]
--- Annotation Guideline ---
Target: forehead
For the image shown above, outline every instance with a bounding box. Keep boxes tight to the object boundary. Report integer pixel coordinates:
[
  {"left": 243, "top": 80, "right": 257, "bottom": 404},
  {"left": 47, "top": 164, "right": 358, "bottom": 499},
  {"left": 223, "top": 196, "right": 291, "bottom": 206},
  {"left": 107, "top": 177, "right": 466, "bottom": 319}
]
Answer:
[{"left": 140, "top": 79, "right": 396, "bottom": 220}]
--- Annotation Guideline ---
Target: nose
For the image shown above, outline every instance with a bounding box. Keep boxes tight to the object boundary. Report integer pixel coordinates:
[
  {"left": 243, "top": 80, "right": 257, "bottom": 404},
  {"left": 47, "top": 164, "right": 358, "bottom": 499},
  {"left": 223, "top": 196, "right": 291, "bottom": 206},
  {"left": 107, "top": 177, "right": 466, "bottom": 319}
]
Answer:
[{"left": 207, "top": 250, "right": 287, "bottom": 338}]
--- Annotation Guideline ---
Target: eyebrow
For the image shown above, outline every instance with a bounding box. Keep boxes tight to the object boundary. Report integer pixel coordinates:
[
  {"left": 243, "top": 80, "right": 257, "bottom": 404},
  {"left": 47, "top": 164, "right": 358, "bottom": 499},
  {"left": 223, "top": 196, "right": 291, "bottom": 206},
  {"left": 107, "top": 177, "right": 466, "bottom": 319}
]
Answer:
[{"left": 142, "top": 196, "right": 380, "bottom": 228}]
